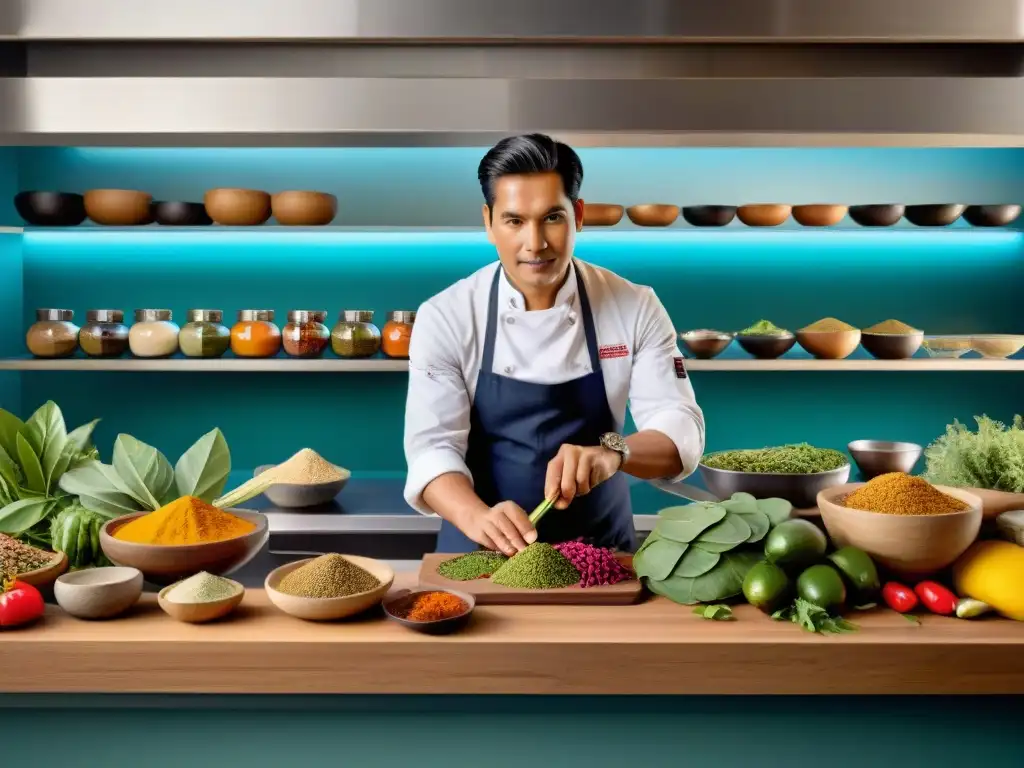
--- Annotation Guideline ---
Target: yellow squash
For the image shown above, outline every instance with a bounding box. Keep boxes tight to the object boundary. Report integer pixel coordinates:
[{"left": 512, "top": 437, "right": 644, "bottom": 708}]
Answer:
[{"left": 953, "top": 540, "right": 1024, "bottom": 621}]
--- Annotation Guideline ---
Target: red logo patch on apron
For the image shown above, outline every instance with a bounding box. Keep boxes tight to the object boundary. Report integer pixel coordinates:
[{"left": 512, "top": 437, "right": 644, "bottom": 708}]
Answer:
[
  {"left": 673, "top": 357, "right": 688, "bottom": 379},
  {"left": 598, "top": 343, "right": 630, "bottom": 360}
]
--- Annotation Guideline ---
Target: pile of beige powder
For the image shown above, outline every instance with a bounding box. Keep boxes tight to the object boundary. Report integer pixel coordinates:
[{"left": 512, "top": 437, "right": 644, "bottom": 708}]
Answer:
[{"left": 266, "top": 448, "right": 347, "bottom": 485}]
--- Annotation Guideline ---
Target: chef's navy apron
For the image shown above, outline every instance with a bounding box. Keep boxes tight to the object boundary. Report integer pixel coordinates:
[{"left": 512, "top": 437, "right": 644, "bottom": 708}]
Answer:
[{"left": 436, "top": 261, "right": 635, "bottom": 554}]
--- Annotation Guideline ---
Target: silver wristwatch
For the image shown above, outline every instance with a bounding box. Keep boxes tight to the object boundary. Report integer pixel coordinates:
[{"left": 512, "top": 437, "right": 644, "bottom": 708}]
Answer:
[{"left": 600, "top": 432, "right": 630, "bottom": 469}]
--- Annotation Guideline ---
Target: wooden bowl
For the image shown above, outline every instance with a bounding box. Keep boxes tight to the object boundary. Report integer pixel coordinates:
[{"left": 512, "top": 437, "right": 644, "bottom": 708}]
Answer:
[
  {"left": 796, "top": 329, "right": 862, "bottom": 359},
  {"left": 254, "top": 464, "right": 349, "bottom": 508},
  {"left": 382, "top": 588, "right": 476, "bottom": 635},
  {"left": 265, "top": 555, "right": 395, "bottom": 621},
  {"left": 679, "top": 329, "right": 734, "bottom": 359},
  {"left": 792, "top": 205, "right": 848, "bottom": 227},
  {"left": 967, "top": 487, "right": 1024, "bottom": 520},
  {"left": 583, "top": 203, "right": 624, "bottom": 227},
  {"left": 817, "top": 483, "right": 983, "bottom": 578},
  {"left": 54, "top": 566, "right": 143, "bottom": 620},
  {"left": 681, "top": 206, "right": 737, "bottom": 227},
  {"left": 904, "top": 204, "right": 965, "bottom": 227},
  {"left": 737, "top": 204, "right": 791, "bottom": 227},
  {"left": 84, "top": 189, "right": 153, "bottom": 226},
  {"left": 99, "top": 510, "right": 269, "bottom": 586},
  {"left": 626, "top": 204, "right": 679, "bottom": 227},
  {"left": 736, "top": 332, "right": 796, "bottom": 359},
  {"left": 14, "top": 191, "right": 86, "bottom": 226},
  {"left": 158, "top": 577, "right": 245, "bottom": 623},
  {"left": 16, "top": 550, "right": 68, "bottom": 589},
  {"left": 963, "top": 205, "right": 1021, "bottom": 227},
  {"left": 848, "top": 204, "right": 905, "bottom": 227},
  {"left": 271, "top": 191, "right": 338, "bottom": 226},
  {"left": 860, "top": 331, "right": 924, "bottom": 360},
  {"left": 969, "top": 334, "right": 1024, "bottom": 359},
  {"left": 203, "top": 188, "right": 271, "bottom": 226},
  {"left": 152, "top": 201, "right": 212, "bottom": 226}
]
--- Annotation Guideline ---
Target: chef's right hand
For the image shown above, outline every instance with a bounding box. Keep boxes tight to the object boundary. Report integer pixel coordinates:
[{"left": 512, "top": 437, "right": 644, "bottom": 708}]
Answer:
[{"left": 467, "top": 501, "right": 537, "bottom": 556}]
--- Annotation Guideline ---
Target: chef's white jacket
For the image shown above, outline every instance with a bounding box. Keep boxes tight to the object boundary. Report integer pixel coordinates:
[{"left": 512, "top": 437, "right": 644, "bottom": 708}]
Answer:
[{"left": 403, "top": 259, "right": 706, "bottom": 515}]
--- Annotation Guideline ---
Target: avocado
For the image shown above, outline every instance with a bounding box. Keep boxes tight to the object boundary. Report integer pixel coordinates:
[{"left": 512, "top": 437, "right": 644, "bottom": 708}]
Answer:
[
  {"left": 742, "top": 560, "right": 791, "bottom": 614},
  {"left": 797, "top": 564, "right": 847, "bottom": 611},
  {"left": 763, "top": 519, "right": 827, "bottom": 572},
  {"left": 827, "top": 546, "right": 880, "bottom": 602}
]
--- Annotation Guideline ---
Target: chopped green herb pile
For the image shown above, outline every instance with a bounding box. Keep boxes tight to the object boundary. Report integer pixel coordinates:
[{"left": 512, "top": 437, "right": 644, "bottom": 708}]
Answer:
[
  {"left": 771, "top": 598, "right": 858, "bottom": 635},
  {"left": 490, "top": 543, "right": 580, "bottom": 589},
  {"left": 702, "top": 443, "right": 848, "bottom": 474},
  {"left": 437, "top": 551, "right": 509, "bottom": 581},
  {"left": 923, "top": 415, "right": 1024, "bottom": 493},
  {"left": 739, "top": 319, "right": 789, "bottom": 336}
]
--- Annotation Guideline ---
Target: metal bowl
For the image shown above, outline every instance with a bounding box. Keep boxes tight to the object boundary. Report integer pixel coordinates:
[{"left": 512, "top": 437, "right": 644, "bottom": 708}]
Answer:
[
  {"left": 847, "top": 440, "right": 923, "bottom": 479},
  {"left": 254, "top": 464, "right": 350, "bottom": 509},
  {"left": 680, "top": 329, "right": 734, "bottom": 359},
  {"left": 699, "top": 461, "right": 851, "bottom": 509}
]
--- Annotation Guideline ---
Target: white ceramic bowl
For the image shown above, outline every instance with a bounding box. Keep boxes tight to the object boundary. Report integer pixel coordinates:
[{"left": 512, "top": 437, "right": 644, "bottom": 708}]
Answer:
[{"left": 54, "top": 566, "right": 143, "bottom": 620}]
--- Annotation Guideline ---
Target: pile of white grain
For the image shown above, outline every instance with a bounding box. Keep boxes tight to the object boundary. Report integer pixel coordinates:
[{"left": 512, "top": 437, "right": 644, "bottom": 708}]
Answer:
[{"left": 266, "top": 448, "right": 347, "bottom": 485}]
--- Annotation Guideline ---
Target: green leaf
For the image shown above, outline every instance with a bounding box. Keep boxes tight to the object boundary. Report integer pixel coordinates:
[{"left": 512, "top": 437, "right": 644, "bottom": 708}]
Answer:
[
  {"left": 756, "top": 497, "right": 794, "bottom": 526},
  {"left": 0, "top": 407, "right": 24, "bottom": 461},
  {"left": 16, "top": 433, "right": 46, "bottom": 493},
  {"left": 634, "top": 538, "right": 688, "bottom": 580},
  {"left": 902, "top": 613, "right": 921, "bottom": 625},
  {"left": 66, "top": 419, "right": 100, "bottom": 453},
  {"left": 734, "top": 509, "right": 770, "bottom": 543},
  {"left": 0, "top": 443, "right": 19, "bottom": 491},
  {"left": 46, "top": 440, "right": 79, "bottom": 495},
  {"left": 692, "top": 550, "right": 762, "bottom": 603},
  {"left": 645, "top": 573, "right": 700, "bottom": 605},
  {"left": 174, "top": 428, "right": 230, "bottom": 502},
  {"left": 696, "top": 512, "right": 751, "bottom": 546},
  {"left": 694, "top": 604, "right": 735, "bottom": 621},
  {"left": 722, "top": 493, "right": 759, "bottom": 514},
  {"left": 674, "top": 546, "right": 721, "bottom": 578},
  {"left": 656, "top": 504, "right": 726, "bottom": 543},
  {"left": 112, "top": 434, "right": 170, "bottom": 510},
  {"left": 0, "top": 498, "right": 54, "bottom": 535},
  {"left": 22, "top": 402, "right": 69, "bottom": 486},
  {"left": 59, "top": 461, "right": 143, "bottom": 516}
]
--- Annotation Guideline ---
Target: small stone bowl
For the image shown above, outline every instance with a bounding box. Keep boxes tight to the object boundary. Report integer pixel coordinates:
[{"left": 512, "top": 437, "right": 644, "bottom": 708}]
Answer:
[
  {"left": 254, "top": 464, "right": 350, "bottom": 508},
  {"left": 158, "top": 577, "right": 245, "bottom": 624},
  {"left": 54, "top": 566, "right": 143, "bottom": 620},
  {"left": 382, "top": 588, "right": 476, "bottom": 635}
]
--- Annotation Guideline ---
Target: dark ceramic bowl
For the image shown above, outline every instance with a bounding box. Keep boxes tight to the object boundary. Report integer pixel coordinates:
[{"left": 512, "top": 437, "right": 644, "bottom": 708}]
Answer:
[
  {"left": 682, "top": 206, "right": 737, "bottom": 227},
  {"left": 152, "top": 201, "right": 213, "bottom": 226},
  {"left": 963, "top": 205, "right": 1022, "bottom": 227},
  {"left": 14, "top": 191, "right": 87, "bottom": 226},
  {"left": 860, "top": 331, "right": 924, "bottom": 360},
  {"left": 382, "top": 588, "right": 476, "bottom": 635},
  {"left": 680, "top": 329, "right": 734, "bottom": 359},
  {"left": 848, "top": 204, "right": 905, "bottom": 227},
  {"left": 904, "top": 204, "right": 965, "bottom": 227},
  {"left": 736, "top": 332, "right": 797, "bottom": 359}
]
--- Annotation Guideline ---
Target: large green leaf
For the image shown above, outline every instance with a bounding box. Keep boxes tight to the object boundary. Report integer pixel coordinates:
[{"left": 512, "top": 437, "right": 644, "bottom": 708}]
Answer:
[
  {"left": 721, "top": 493, "right": 759, "bottom": 515},
  {"left": 656, "top": 504, "right": 726, "bottom": 543},
  {"left": 0, "top": 407, "right": 24, "bottom": 461},
  {"left": 696, "top": 513, "right": 751, "bottom": 546},
  {"left": 757, "top": 497, "right": 793, "bottom": 526},
  {"left": 59, "top": 461, "right": 143, "bottom": 517},
  {"left": 692, "top": 550, "right": 763, "bottom": 603},
  {"left": 645, "top": 573, "right": 700, "bottom": 605},
  {"left": 174, "top": 428, "right": 230, "bottom": 502},
  {"left": 112, "top": 434, "right": 170, "bottom": 510},
  {"left": 674, "top": 547, "right": 721, "bottom": 578},
  {"left": 66, "top": 419, "right": 100, "bottom": 453},
  {"left": 0, "top": 443, "right": 18, "bottom": 491},
  {"left": 16, "top": 433, "right": 46, "bottom": 493},
  {"left": 22, "top": 402, "right": 69, "bottom": 487},
  {"left": 634, "top": 538, "right": 688, "bottom": 581},
  {"left": 0, "top": 498, "right": 54, "bottom": 535},
  {"left": 734, "top": 509, "right": 770, "bottom": 544}
]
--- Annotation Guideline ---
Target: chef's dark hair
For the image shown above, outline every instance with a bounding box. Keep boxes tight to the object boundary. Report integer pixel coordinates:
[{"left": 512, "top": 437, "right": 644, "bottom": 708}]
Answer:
[{"left": 478, "top": 133, "right": 583, "bottom": 216}]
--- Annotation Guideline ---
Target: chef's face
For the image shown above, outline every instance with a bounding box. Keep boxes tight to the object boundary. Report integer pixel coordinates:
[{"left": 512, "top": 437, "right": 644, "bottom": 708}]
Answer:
[{"left": 483, "top": 172, "right": 584, "bottom": 295}]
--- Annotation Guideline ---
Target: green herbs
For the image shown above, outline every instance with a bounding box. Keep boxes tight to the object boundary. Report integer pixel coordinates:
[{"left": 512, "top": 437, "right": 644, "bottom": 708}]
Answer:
[
  {"left": 437, "top": 551, "right": 509, "bottom": 581},
  {"left": 923, "top": 415, "right": 1024, "bottom": 493},
  {"left": 490, "top": 543, "right": 580, "bottom": 589},
  {"left": 771, "top": 598, "right": 859, "bottom": 635},
  {"left": 0, "top": 533, "right": 53, "bottom": 581},
  {"left": 739, "top": 319, "right": 789, "bottom": 336},
  {"left": 634, "top": 492, "right": 793, "bottom": 605},
  {"left": 693, "top": 604, "right": 735, "bottom": 621},
  {"left": 702, "top": 443, "right": 848, "bottom": 474}
]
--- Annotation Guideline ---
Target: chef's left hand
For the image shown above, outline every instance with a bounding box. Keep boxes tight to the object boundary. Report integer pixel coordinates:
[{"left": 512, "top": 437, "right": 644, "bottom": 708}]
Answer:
[{"left": 544, "top": 444, "right": 621, "bottom": 510}]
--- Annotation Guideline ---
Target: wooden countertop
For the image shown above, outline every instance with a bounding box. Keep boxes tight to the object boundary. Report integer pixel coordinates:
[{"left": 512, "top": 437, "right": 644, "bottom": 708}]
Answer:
[{"left": 2, "top": 573, "right": 1022, "bottom": 695}]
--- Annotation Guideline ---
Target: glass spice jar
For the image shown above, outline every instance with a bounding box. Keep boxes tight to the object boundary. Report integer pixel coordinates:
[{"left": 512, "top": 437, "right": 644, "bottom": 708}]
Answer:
[
  {"left": 282, "top": 310, "right": 330, "bottom": 358},
  {"left": 231, "top": 309, "right": 281, "bottom": 358},
  {"left": 179, "top": 309, "right": 231, "bottom": 359},
  {"left": 129, "top": 309, "right": 180, "bottom": 358},
  {"left": 26, "top": 308, "right": 79, "bottom": 358},
  {"left": 382, "top": 310, "right": 416, "bottom": 359},
  {"left": 331, "top": 310, "right": 381, "bottom": 359},
  {"left": 79, "top": 309, "right": 129, "bottom": 358}
]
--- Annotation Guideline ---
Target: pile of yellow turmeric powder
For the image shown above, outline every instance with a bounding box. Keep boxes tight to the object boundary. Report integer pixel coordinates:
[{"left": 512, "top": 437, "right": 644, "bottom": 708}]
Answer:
[
  {"left": 842, "top": 472, "right": 969, "bottom": 516},
  {"left": 114, "top": 496, "right": 256, "bottom": 545}
]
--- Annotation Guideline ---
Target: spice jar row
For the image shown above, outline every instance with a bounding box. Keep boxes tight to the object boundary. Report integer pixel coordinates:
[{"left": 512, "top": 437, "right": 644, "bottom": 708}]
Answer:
[{"left": 25, "top": 308, "right": 416, "bottom": 360}]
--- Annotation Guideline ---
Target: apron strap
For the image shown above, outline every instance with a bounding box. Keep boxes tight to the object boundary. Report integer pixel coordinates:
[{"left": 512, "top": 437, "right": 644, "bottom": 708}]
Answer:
[
  {"left": 573, "top": 261, "right": 602, "bottom": 373},
  {"left": 481, "top": 266, "right": 502, "bottom": 374}
]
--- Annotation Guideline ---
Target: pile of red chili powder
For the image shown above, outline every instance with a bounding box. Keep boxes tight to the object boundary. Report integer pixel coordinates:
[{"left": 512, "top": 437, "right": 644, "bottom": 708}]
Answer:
[{"left": 553, "top": 539, "right": 633, "bottom": 588}]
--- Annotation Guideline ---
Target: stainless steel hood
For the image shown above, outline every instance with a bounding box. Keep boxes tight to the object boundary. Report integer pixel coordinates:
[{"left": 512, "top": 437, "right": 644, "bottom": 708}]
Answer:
[{"left": 2, "top": 0, "right": 1024, "bottom": 146}]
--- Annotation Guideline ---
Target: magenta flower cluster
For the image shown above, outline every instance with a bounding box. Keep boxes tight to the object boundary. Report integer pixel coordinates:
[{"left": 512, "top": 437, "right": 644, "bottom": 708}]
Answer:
[{"left": 553, "top": 539, "right": 633, "bottom": 588}]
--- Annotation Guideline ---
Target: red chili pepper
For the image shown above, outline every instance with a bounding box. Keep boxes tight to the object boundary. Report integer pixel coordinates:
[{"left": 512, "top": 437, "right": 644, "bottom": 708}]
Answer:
[
  {"left": 882, "top": 581, "right": 918, "bottom": 613},
  {"left": 914, "top": 581, "right": 958, "bottom": 616},
  {"left": 0, "top": 580, "right": 45, "bottom": 628}
]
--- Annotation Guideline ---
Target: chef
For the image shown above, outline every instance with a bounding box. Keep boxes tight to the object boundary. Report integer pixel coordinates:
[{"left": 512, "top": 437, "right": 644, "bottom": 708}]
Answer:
[{"left": 403, "top": 133, "right": 706, "bottom": 555}]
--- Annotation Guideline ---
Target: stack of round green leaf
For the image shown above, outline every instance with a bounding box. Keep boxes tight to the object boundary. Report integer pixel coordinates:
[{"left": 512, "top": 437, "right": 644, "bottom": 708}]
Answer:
[{"left": 633, "top": 492, "right": 793, "bottom": 605}]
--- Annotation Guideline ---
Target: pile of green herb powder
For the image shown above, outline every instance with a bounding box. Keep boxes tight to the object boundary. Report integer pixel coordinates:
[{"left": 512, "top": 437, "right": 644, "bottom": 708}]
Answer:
[
  {"left": 437, "top": 551, "right": 509, "bottom": 581},
  {"left": 702, "top": 443, "right": 848, "bottom": 474},
  {"left": 490, "top": 543, "right": 580, "bottom": 589},
  {"left": 164, "top": 571, "right": 240, "bottom": 604},
  {"left": 739, "top": 319, "right": 789, "bottom": 335}
]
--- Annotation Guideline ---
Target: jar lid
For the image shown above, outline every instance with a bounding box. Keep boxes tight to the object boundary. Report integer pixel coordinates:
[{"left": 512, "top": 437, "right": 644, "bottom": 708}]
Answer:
[
  {"left": 342, "top": 310, "right": 375, "bottom": 323},
  {"left": 86, "top": 309, "right": 124, "bottom": 323},
  {"left": 36, "top": 308, "right": 74, "bottom": 321},
  {"left": 237, "top": 309, "right": 275, "bottom": 322},
  {"left": 388, "top": 310, "right": 417, "bottom": 324},
  {"left": 187, "top": 309, "right": 223, "bottom": 323},
  {"left": 287, "top": 310, "right": 327, "bottom": 324},
  {"left": 134, "top": 309, "right": 173, "bottom": 322}
]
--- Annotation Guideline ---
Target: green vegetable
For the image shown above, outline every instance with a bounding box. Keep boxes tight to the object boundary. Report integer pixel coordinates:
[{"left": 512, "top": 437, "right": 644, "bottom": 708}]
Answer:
[
  {"left": 60, "top": 428, "right": 231, "bottom": 515},
  {"left": 634, "top": 493, "right": 793, "bottom": 605},
  {"left": 923, "top": 415, "right": 1024, "bottom": 493},
  {"left": 772, "top": 598, "right": 858, "bottom": 635},
  {"left": 796, "top": 564, "right": 847, "bottom": 612},
  {"left": 739, "top": 319, "right": 789, "bottom": 336},
  {"left": 50, "top": 504, "right": 111, "bottom": 569},
  {"left": 693, "top": 604, "right": 735, "bottom": 621},
  {"left": 955, "top": 598, "right": 993, "bottom": 619},
  {"left": 701, "top": 443, "right": 848, "bottom": 474},
  {"left": 437, "top": 551, "right": 509, "bottom": 581},
  {"left": 490, "top": 543, "right": 579, "bottom": 589},
  {"left": 742, "top": 560, "right": 791, "bottom": 613},
  {"left": 827, "top": 546, "right": 880, "bottom": 603},
  {"left": 764, "top": 519, "right": 828, "bottom": 572}
]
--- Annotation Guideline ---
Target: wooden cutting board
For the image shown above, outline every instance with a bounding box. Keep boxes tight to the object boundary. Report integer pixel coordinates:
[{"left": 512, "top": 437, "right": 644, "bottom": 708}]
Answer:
[{"left": 417, "top": 553, "right": 645, "bottom": 605}]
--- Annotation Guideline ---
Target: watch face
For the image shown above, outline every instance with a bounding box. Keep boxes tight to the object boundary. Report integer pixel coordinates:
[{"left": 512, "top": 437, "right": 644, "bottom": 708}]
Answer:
[{"left": 603, "top": 433, "right": 626, "bottom": 452}]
